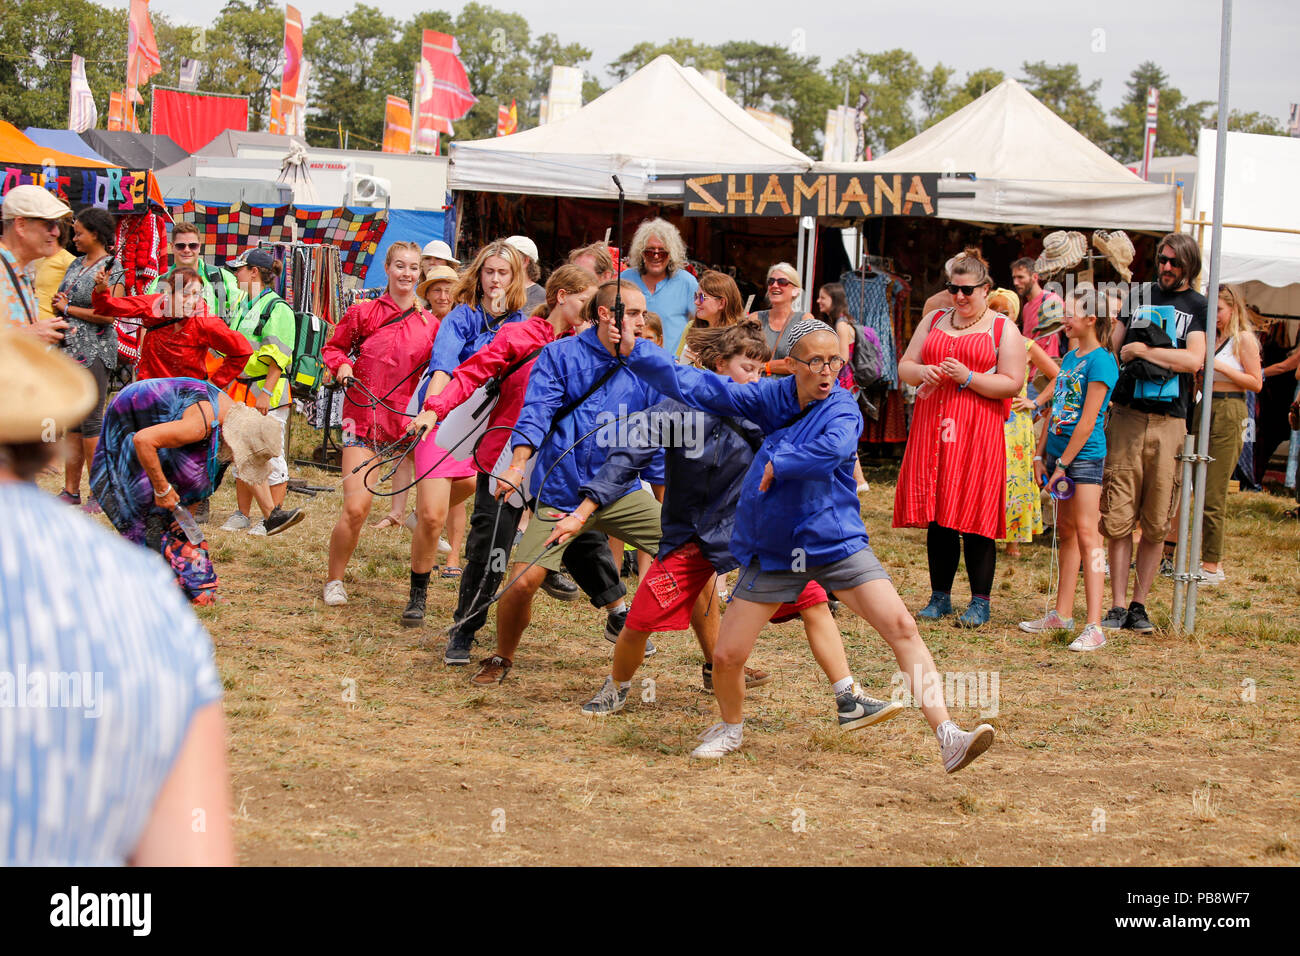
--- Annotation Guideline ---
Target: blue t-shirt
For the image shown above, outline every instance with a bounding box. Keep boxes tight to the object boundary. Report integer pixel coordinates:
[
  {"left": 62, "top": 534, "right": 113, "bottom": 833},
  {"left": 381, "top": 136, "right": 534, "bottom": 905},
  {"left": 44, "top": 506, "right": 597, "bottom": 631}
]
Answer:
[
  {"left": 1047, "top": 346, "right": 1119, "bottom": 462},
  {"left": 620, "top": 267, "right": 699, "bottom": 356}
]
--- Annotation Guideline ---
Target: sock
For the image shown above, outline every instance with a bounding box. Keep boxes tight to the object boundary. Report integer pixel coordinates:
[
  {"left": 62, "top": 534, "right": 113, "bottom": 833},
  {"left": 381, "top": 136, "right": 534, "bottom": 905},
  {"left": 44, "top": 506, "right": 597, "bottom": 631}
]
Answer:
[
  {"left": 411, "top": 570, "right": 431, "bottom": 589},
  {"left": 832, "top": 676, "right": 854, "bottom": 696},
  {"left": 725, "top": 721, "right": 743, "bottom": 732},
  {"left": 608, "top": 600, "right": 627, "bottom": 615},
  {"left": 616, "top": 678, "right": 631, "bottom": 690},
  {"left": 972, "top": 594, "right": 990, "bottom": 603}
]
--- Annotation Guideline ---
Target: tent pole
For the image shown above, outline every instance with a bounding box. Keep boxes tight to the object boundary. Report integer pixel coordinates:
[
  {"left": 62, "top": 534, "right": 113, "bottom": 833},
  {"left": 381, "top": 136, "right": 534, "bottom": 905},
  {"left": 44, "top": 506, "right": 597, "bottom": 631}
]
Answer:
[
  {"left": 1184, "top": 0, "right": 1233, "bottom": 634},
  {"left": 795, "top": 220, "right": 806, "bottom": 302},
  {"left": 1171, "top": 434, "right": 1196, "bottom": 630}
]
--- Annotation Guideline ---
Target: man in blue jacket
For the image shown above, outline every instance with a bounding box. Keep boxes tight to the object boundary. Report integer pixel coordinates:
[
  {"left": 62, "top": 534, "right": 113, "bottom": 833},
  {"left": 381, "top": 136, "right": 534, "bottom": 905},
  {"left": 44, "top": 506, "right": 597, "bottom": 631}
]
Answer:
[{"left": 469, "top": 281, "right": 664, "bottom": 686}]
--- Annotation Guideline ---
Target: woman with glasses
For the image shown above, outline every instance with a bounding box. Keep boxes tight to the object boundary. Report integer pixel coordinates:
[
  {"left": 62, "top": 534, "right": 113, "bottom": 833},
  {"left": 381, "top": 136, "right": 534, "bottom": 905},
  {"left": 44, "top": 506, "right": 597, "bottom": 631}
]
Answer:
[
  {"left": 894, "top": 251, "right": 1026, "bottom": 628},
  {"left": 752, "top": 263, "right": 819, "bottom": 376},
  {"left": 619, "top": 218, "right": 698, "bottom": 356},
  {"left": 682, "top": 270, "right": 746, "bottom": 364}
]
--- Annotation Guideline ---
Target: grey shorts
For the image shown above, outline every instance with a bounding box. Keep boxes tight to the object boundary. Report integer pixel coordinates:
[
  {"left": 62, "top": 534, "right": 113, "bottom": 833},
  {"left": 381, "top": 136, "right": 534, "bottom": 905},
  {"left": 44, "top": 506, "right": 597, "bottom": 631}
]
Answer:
[{"left": 732, "top": 545, "right": 890, "bottom": 604}]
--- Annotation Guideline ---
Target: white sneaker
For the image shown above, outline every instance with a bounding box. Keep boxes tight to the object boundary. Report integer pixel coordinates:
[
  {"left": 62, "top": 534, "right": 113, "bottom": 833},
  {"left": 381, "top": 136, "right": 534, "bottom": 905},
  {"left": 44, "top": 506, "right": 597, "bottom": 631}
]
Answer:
[
  {"left": 856, "top": 482, "right": 870, "bottom": 495},
  {"left": 938, "top": 720, "right": 995, "bottom": 774},
  {"left": 438, "top": 536, "right": 451, "bottom": 554},
  {"left": 247, "top": 520, "right": 267, "bottom": 537},
  {"left": 221, "top": 511, "right": 251, "bottom": 531},
  {"left": 323, "top": 580, "right": 348, "bottom": 606},
  {"left": 690, "top": 722, "right": 743, "bottom": 758},
  {"left": 1018, "top": 609, "right": 1074, "bottom": 633},
  {"left": 1199, "top": 567, "right": 1225, "bottom": 586},
  {"left": 1067, "top": 623, "right": 1107, "bottom": 652}
]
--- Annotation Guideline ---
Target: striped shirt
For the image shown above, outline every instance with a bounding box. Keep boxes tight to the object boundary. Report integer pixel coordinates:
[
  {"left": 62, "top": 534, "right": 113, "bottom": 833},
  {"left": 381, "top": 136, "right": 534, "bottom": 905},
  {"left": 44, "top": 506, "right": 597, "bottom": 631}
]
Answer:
[{"left": 0, "top": 482, "right": 222, "bottom": 865}]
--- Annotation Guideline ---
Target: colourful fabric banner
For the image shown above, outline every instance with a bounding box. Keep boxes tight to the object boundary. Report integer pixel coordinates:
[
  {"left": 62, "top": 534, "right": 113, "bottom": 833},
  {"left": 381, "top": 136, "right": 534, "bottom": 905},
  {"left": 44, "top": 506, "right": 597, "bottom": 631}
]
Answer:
[
  {"left": 496, "top": 99, "right": 517, "bottom": 136},
  {"left": 126, "top": 0, "right": 161, "bottom": 105},
  {"left": 179, "top": 58, "right": 201, "bottom": 91},
  {"left": 414, "top": 30, "right": 476, "bottom": 152},
  {"left": 383, "top": 96, "right": 412, "bottom": 153},
  {"left": 107, "top": 91, "right": 138, "bottom": 132},
  {"left": 151, "top": 88, "right": 248, "bottom": 154},
  {"left": 280, "top": 6, "right": 304, "bottom": 135},
  {"left": 168, "top": 202, "right": 388, "bottom": 279},
  {"left": 68, "top": 55, "right": 97, "bottom": 133},
  {"left": 269, "top": 91, "right": 284, "bottom": 135}
]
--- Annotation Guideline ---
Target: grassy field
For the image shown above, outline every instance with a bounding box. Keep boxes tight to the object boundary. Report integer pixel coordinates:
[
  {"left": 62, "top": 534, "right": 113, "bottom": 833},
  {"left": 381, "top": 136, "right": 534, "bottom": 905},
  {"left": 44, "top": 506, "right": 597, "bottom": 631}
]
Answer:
[{"left": 59, "top": 442, "right": 1300, "bottom": 865}]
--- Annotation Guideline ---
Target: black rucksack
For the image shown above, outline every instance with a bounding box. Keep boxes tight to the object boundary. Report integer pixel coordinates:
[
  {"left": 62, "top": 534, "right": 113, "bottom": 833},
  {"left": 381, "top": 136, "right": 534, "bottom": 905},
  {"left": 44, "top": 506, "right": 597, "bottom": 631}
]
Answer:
[{"left": 850, "top": 323, "right": 885, "bottom": 391}]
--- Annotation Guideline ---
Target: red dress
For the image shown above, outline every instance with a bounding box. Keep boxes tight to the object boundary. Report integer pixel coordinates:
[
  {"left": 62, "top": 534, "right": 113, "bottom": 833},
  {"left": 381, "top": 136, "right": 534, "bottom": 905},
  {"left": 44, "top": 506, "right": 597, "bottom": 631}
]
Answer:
[{"left": 893, "top": 312, "right": 1010, "bottom": 539}]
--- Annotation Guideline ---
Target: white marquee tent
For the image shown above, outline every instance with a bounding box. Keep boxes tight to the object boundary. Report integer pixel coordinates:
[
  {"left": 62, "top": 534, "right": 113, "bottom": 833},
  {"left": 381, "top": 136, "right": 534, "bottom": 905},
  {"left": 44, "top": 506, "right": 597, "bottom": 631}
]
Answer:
[
  {"left": 816, "top": 78, "right": 1179, "bottom": 232},
  {"left": 448, "top": 55, "right": 813, "bottom": 202},
  {"left": 1193, "top": 128, "right": 1300, "bottom": 318}
]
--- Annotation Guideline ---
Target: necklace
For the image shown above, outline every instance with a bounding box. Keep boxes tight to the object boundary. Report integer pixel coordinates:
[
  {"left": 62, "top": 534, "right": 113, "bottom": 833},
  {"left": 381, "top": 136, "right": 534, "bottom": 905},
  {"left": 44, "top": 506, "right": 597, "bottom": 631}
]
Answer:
[{"left": 950, "top": 307, "right": 988, "bottom": 332}]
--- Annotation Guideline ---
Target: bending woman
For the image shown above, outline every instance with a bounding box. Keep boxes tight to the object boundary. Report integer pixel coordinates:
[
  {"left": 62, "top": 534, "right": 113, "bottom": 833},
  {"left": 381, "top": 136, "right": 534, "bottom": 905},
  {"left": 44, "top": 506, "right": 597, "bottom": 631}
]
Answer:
[{"left": 614, "top": 317, "right": 995, "bottom": 772}]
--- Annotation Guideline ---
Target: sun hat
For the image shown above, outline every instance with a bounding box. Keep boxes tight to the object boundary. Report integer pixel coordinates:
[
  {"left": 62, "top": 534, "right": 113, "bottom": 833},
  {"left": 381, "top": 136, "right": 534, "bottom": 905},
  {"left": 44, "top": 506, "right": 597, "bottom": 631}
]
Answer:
[
  {"left": 1092, "top": 230, "right": 1135, "bottom": 283},
  {"left": 1, "top": 184, "right": 72, "bottom": 221},
  {"left": 421, "top": 239, "right": 460, "bottom": 266},
  {"left": 1032, "top": 295, "right": 1067, "bottom": 338},
  {"left": 0, "top": 329, "right": 97, "bottom": 442},
  {"left": 504, "top": 235, "right": 539, "bottom": 263},
  {"left": 221, "top": 403, "right": 283, "bottom": 485},
  {"left": 417, "top": 265, "right": 459, "bottom": 302},
  {"left": 1034, "top": 231, "right": 1087, "bottom": 276},
  {"left": 226, "top": 248, "right": 276, "bottom": 271},
  {"left": 987, "top": 287, "right": 1021, "bottom": 324}
]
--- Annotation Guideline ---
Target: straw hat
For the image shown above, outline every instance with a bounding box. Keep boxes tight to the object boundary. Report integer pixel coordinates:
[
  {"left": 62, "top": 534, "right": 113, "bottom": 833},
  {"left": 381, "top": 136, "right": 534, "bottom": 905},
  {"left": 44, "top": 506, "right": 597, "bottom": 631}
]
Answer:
[
  {"left": 1034, "top": 231, "right": 1087, "bottom": 276},
  {"left": 1092, "top": 230, "right": 1135, "bottom": 282},
  {"left": 221, "top": 403, "right": 284, "bottom": 485},
  {"left": 417, "top": 265, "right": 459, "bottom": 303},
  {"left": 987, "top": 287, "right": 1021, "bottom": 324},
  {"left": 0, "top": 330, "right": 97, "bottom": 442}
]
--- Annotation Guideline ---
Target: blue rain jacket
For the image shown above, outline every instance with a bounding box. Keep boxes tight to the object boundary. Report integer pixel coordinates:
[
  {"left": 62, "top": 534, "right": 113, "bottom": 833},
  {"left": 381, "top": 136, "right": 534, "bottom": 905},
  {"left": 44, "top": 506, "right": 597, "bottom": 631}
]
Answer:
[{"left": 413, "top": 303, "right": 527, "bottom": 408}]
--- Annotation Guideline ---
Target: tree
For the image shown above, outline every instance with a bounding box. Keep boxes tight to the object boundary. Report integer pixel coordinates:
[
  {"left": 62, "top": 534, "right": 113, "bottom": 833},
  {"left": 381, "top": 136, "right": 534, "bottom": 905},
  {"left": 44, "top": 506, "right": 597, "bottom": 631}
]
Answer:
[
  {"left": 203, "top": 0, "right": 288, "bottom": 133},
  {"left": 1019, "top": 60, "right": 1109, "bottom": 146},
  {"left": 1109, "top": 61, "right": 1213, "bottom": 160},
  {"left": 1220, "top": 109, "right": 1284, "bottom": 136},
  {"left": 829, "top": 49, "right": 926, "bottom": 154},
  {"left": 303, "top": 6, "right": 399, "bottom": 147},
  {"left": 529, "top": 32, "right": 593, "bottom": 127},
  {"left": 716, "top": 41, "right": 835, "bottom": 157},
  {"left": 926, "top": 67, "right": 1005, "bottom": 126},
  {"left": 608, "top": 38, "right": 722, "bottom": 81}
]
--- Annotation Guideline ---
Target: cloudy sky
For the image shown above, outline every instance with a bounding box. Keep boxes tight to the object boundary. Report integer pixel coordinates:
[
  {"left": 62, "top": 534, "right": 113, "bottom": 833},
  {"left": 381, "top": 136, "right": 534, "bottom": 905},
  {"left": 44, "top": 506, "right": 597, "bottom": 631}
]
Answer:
[{"left": 127, "top": 0, "right": 1295, "bottom": 123}]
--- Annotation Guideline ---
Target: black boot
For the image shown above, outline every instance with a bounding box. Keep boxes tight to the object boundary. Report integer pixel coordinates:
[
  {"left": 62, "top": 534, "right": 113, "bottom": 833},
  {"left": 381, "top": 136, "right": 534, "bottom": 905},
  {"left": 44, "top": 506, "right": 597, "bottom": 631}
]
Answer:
[{"left": 402, "top": 573, "right": 430, "bottom": 628}]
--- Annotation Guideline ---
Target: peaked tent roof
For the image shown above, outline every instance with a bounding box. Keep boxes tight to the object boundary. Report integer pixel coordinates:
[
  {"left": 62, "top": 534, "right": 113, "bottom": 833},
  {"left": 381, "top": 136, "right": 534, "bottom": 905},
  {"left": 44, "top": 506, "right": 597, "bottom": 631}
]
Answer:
[
  {"left": 816, "top": 78, "right": 1178, "bottom": 231},
  {"left": 23, "top": 127, "right": 114, "bottom": 165},
  {"left": 450, "top": 55, "right": 813, "bottom": 201},
  {"left": 80, "top": 130, "right": 189, "bottom": 171}
]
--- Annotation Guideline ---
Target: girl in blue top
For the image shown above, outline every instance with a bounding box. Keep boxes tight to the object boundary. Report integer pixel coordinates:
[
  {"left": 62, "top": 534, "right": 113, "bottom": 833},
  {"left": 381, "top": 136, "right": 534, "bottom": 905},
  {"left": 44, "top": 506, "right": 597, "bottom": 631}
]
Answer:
[
  {"left": 1021, "top": 284, "right": 1120, "bottom": 651},
  {"left": 615, "top": 316, "right": 995, "bottom": 772}
]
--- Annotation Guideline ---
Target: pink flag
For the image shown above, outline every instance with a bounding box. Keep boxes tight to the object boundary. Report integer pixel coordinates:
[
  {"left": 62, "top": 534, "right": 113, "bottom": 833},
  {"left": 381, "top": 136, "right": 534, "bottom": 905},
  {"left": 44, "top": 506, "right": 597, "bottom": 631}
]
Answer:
[
  {"left": 414, "top": 30, "right": 477, "bottom": 151},
  {"left": 126, "top": 0, "right": 161, "bottom": 105}
]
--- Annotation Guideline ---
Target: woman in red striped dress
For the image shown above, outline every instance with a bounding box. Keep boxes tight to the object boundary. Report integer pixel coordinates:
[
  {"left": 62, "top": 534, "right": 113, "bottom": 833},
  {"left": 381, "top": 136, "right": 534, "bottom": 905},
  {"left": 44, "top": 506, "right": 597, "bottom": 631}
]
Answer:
[{"left": 894, "top": 251, "right": 1026, "bottom": 627}]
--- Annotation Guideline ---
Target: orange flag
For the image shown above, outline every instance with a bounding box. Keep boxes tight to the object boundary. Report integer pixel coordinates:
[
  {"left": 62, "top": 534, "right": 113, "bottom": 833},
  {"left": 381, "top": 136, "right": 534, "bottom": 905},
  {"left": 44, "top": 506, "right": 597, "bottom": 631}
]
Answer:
[
  {"left": 383, "top": 96, "right": 413, "bottom": 153},
  {"left": 126, "top": 0, "right": 161, "bottom": 105},
  {"left": 269, "top": 91, "right": 284, "bottom": 135},
  {"left": 107, "top": 91, "right": 139, "bottom": 132},
  {"left": 496, "top": 99, "right": 518, "bottom": 136}
]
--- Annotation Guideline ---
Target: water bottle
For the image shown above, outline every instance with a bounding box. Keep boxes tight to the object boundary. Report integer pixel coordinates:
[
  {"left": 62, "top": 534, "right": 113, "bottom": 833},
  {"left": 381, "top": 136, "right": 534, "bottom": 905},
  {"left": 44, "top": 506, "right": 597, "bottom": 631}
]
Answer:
[{"left": 172, "top": 505, "right": 204, "bottom": 545}]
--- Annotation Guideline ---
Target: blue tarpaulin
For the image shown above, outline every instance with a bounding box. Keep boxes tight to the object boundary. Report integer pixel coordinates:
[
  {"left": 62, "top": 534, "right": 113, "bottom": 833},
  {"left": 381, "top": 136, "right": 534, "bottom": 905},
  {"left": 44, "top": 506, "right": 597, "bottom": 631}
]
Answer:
[
  {"left": 364, "top": 206, "right": 447, "bottom": 287},
  {"left": 22, "top": 128, "right": 113, "bottom": 165}
]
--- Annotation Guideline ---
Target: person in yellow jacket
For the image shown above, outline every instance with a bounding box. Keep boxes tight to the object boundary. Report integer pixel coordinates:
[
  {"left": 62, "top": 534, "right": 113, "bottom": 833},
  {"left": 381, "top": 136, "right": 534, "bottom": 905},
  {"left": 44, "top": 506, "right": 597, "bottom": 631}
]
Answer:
[{"left": 219, "top": 247, "right": 296, "bottom": 535}]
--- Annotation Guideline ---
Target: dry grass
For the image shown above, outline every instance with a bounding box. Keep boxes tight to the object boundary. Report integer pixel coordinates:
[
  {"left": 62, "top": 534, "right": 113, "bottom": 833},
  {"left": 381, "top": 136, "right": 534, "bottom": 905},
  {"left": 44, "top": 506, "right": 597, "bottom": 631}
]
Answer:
[{"left": 53, "top": 442, "right": 1300, "bottom": 865}]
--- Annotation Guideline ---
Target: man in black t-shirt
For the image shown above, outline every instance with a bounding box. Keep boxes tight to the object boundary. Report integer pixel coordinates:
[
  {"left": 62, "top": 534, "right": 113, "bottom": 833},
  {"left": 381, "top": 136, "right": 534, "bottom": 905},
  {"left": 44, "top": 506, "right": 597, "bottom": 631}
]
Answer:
[{"left": 1099, "top": 233, "right": 1207, "bottom": 634}]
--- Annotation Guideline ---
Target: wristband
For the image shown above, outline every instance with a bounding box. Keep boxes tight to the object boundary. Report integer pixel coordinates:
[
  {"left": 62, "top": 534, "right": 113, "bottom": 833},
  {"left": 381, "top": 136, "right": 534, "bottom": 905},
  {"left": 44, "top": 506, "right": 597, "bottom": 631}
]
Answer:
[
  {"left": 152, "top": 483, "right": 174, "bottom": 499},
  {"left": 1032, "top": 456, "right": 1042, "bottom": 462},
  {"left": 959, "top": 370, "right": 974, "bottom": 390}
]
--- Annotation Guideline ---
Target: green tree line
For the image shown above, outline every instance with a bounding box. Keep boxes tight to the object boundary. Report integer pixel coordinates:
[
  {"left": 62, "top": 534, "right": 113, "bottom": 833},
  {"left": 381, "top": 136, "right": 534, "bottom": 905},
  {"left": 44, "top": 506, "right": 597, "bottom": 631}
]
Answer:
[{"left": 0, "top": 0, "right": 1285, "bottom": 157}]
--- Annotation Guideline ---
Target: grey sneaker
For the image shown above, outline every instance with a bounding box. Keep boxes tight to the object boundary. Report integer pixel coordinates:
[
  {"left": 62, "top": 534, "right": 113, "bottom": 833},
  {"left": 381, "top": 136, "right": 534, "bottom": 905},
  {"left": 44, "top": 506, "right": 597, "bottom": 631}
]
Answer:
[
  {"left": 690, "top": 721, "right": 743, "bottom": 758},
  {"left": 247, "top": 520, "right": 267, "bottom": 537},
  {"left": 444, "top": 632, "right": 473, "bottom": 665},
  {"left": 1018, "top": 609, "right": 1074, "bottom": 633},
  {"left": 938, "top": 721, "right": 996, "bottom": 774},
  {"left": 580, "top": 676, "right": 629, "bottom": 716},
  {"left": 221, "top": 511, "right": 251, "bottom": 532},
  {"left": 264, "top": 506, "right": 305, "bottom": 536},
  {"left": 1159, "top": 556, "right": 1175, "bottom": 577},
  {"left": 604, "top": 608, "right": 655, "bottom": 657},
  {"left": 1100, "top": 605, "right": 1128, "bottom": 630},
  {"left": 836, "top": 683, "right": 905, "bottom": 732}
]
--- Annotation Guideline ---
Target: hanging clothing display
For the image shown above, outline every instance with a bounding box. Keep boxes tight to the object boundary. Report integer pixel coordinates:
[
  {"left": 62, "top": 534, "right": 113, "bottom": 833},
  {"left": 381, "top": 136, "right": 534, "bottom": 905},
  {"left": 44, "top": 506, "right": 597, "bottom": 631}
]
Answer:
[{"left": 841, "top": 265, "right": 911, "bottom": 444}]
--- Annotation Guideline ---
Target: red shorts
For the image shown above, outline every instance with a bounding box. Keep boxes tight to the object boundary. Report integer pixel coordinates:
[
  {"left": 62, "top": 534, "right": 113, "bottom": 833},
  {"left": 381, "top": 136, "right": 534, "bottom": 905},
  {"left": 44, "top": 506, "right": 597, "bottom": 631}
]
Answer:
[{"left": 626, "top": 540, "right": 826, "bottom": 633}]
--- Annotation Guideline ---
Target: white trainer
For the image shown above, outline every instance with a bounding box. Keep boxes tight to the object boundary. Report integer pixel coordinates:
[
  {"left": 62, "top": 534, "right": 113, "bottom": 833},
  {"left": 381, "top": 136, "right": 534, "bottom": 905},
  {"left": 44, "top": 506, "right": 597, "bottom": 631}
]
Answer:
[
  {"left": 247, "top": 520, "right": 267, "bottom": 537},
  {"left": 323, "top": 580, "right": 348, "bottom": 606},
  {"left": 1018, "top": 609, "right": 1073, "bottom": 633},
  {"left": 690, "top": 722, "right": 743, "bottom": 758},
  {"left": 220, "top": 511, "right": 251, "bottom": 532},
  {"left": 938, "top": 721, "right": 995, "bottom": 774},
  {"left": 438, "top": 536, "right": 452, "bottom": 554},
  {"left": 1068, "top": 623, "right": 1107, "bottom": 652}
]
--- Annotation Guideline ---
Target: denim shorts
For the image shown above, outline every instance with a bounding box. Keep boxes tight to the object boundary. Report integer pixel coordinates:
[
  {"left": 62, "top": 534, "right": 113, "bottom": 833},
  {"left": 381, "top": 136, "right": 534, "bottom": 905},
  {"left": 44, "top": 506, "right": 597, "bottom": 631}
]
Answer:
[
  {"left": 732, "top": 545, "right": 889, "bottom": 604},
  {"left": 1044, "top": 454, "right": 1104, "bottom": 486}
]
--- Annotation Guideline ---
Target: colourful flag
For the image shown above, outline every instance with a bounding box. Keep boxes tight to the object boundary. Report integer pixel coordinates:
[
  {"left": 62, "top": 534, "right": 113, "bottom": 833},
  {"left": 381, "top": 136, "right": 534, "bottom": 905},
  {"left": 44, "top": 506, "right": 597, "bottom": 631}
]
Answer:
[
  {"left": 179, "top": 58, "right": 202, "bottom": 91},
  {"left": 68, "top": 54, "right": 97, "bottom": 133},
  {"left": 413, "top": 30, "right": 477, "bottom": 152},
  {"left": 269, "top": 90, "right": 284, "bottom": 134},
  {"left": 281, "top": 6, "right": 303, "bottom": 103},
  {"left": 126, "top": 0, "right": 161, "bottom": 105},
  {"left": 383, "top": 96, "right": 413, "bottom": 153},
  {"left": 107, "top": 91, "right": 137, "bottom": 132},
  {"left": 496, "top": 99, "right": 517, "bottom": 136}
]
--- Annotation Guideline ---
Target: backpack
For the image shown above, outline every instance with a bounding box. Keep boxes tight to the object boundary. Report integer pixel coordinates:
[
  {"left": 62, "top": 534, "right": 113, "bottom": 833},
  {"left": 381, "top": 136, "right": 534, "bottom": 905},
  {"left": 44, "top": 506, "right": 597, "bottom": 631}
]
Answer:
[
  {"left": 249, "top": 296, "right": 328, "bottom": 401},
  {"left": 850, "top": 322, "right": 886, "bottom": 390}
]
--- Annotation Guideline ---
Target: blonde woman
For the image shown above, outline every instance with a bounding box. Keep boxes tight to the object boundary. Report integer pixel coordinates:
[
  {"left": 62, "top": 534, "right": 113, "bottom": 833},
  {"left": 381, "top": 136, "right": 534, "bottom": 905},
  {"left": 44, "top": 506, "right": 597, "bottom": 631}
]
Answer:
[
  {"left": 1194, "top": 286, "right": 1263, "bottom": 584},
  {"left": 752, "top": 262, "right": 818, "bottom": 376},
  {"left": 988, "top": 287, "right": 1058, "bottom": 558},
  {"left": 620, "top": 217, "right": 697, "bottom": 355}
]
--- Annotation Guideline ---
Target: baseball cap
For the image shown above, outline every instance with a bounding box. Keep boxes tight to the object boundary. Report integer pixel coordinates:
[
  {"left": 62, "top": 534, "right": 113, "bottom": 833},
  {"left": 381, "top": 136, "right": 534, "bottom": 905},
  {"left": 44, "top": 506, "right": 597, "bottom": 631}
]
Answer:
[
  {"left": 421, "top": 239, "right": 460, "bottom": 266},
  {"left": 504, "top": 235, "right": 539, "bottom": 263},
  {"left": 227, "top": 248, "right": 276, "bottom": 270},
  {"left": 2, "top": 185, "right": 72, "bottom": 221}
]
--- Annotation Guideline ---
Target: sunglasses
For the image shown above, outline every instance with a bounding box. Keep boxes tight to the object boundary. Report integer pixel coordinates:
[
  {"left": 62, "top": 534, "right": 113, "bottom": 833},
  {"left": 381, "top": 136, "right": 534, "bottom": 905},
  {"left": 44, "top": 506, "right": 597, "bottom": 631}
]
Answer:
[
  {"left": 767, "top": 277, "right": 793, "bottom": 288},
  {"left": 642, "top": 248, "right": 669, "bottom": 259},
  {"left": 946, "top": 283, "right": 983, "bottom": 296},
  {"left": 694, "top": 290, "right": 721, "bottom": 304},
  {"left": 1157, "top": 255, "right": 1179, "bottom": 267},
  {"left": 174, "top": 242, "right": 201, "bottom": 251}
]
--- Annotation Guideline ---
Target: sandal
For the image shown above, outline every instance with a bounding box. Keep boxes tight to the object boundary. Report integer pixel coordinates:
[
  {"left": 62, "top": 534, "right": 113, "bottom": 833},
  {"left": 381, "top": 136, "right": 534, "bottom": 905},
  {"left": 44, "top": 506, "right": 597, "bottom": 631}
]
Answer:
[
  {"left": 57, "top": 490, "right": 82, "bottom": 505},
  {"left": 372, "top": 515, "right": 402, "bottom": 529},
  {"left": 441, "top": 566, "right": 463, "bottom": 578}
]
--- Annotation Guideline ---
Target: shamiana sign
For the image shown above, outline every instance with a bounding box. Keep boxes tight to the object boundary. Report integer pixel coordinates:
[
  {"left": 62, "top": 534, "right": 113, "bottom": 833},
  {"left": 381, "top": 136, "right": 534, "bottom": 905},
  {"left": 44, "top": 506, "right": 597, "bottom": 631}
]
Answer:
[{"left": 683, "top": 172, "right": 970, "bottom": 218}]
